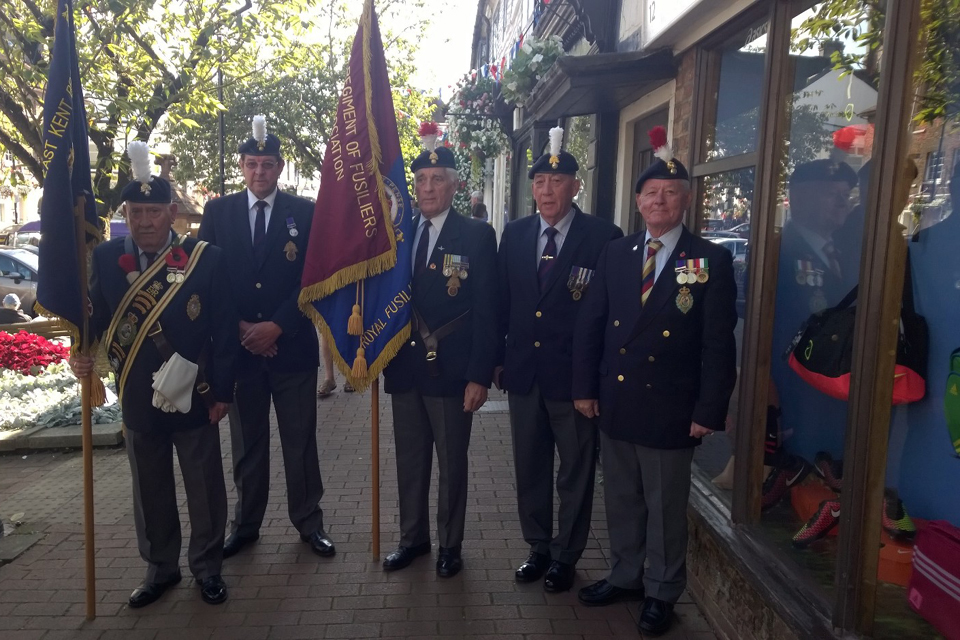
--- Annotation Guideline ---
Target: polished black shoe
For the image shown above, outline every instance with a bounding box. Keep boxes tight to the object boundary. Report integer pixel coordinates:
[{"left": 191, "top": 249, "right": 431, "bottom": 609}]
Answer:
[
  {"left": 222, "top": 532, "right": 259, "bottom": 559},
  {"left": 638, "top": 597, "right": 674, "bottom": 636},
  {"left": 128, "top": 571, "right": 182, "bottom": 609},
  {"left": 515, "top": 551, "right": 551, "bottom": 583},
  {"left": 382, "top": 542, "right": 431, "bottom": 571},
  {"left": 543, "top": 561, "right": 575, "bottom": 593},
  {"left": 300, "top": 531, "right": 336, "bottom": 557},
  {"left": 577, "top": 579, "right": 644, "bottom": 607},
  {"left": 198, "top": 575, "right": 228, "bottom": 605},
  {"left": 436, "top": 547, "right": 463, "bottom": 578}
]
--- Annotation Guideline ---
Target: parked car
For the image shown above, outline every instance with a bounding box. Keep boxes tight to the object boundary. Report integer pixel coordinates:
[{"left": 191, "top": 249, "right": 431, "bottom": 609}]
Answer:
[
  {"left": 730, "top": 222, "right": 750, "bottom": 238},
  {"left": 708, "top": 236, "right": 749, "bottom": 262},
  {"left": 702, "top": 218, "right": 727, "bottom": 232},
  {"left": 0, "top": 248, "right": 39, "bottom": 317},
  {"left": 702, "top": 230, "right": 740, "bottom": 239}
]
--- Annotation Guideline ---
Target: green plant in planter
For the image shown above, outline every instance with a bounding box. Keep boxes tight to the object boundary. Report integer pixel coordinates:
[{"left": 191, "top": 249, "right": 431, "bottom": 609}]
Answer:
[{"left": 501, "top": 35, "right": 564, "bottom": 106}]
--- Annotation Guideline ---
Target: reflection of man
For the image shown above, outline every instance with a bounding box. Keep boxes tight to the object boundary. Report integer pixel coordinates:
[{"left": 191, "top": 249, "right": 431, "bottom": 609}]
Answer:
[
  {"left": 572, "top": 131, "right": 737, "bottom": 636},
  {"left": 71, "top": 146, "right": 237, "bottom": 608},
  {"left": 382, "top": 143, "right": 498, "bottom": 577},
  {"left": 199, "top": 118, "right": 335, "bottom": 559},
  {"left": 769, "top": 160, "right": 857, "bottom": 467},
  {"left": 496, "top": 127, "right": 622, "bottom": 593}
]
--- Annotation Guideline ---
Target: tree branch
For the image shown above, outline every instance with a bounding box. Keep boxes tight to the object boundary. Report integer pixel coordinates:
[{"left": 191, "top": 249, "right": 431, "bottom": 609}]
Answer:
[
  {"left": 0, "top": 85, "right": 43, "bottom": 155},
  {"left": 0, "top": 127, "right": 43, "bottom": 183}
]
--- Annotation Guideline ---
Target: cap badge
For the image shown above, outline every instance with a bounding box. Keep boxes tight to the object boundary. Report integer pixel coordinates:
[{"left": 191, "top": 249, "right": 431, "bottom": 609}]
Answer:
[{"left": 549, "top": 154, "right": 560, "bottom": 169}]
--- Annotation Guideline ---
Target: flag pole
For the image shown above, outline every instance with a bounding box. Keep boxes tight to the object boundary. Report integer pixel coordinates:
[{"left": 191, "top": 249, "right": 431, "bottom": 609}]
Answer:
[
  {"left": 75, "top": 199, "right": 96, "bottom": 620},
  {"left": 371, "top": 378, "right": 381, "bottom": 561}
]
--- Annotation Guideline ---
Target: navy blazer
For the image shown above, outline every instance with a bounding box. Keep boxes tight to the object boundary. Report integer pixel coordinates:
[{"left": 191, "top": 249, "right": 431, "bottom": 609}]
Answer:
[
  {"left": 383, "top": 210, "right": 499, "bottom": 397},
  {"left": 497, "top": 207, "right": 622, "bottom": 400},
  {"left": 572, "top": 226, "right": 738, "bottom": 449},
  {"left": 89, "top": 236, "right": 238, "bottom": 433},
  {"left": 198, "top": 190, "right": 319, "bottom": 375}
]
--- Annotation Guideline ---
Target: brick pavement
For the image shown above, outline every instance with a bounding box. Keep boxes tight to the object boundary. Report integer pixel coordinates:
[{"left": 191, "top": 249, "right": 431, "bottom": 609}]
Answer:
[{"left": 0, "top": 385, "right": 718, "bottom": 639}]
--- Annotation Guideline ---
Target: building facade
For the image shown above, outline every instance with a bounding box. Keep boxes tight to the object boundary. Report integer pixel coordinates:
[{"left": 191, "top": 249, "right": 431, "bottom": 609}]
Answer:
[{"left": 471, "top": 1, "right": 958, "bottom": 638}]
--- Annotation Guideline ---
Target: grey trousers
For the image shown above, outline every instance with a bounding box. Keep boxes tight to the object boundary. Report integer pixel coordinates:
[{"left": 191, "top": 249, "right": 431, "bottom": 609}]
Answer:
[
  {"left": 127, "top": 425, "right": 226, "bottom": 583},
  {"left": 228, "top": 367, "right": 325, "bottom": 537},
  {"left": 390, "top": 389, "right": 473, "bottom": 550},
  {"left": 508, "top": 386, "right": 597, "bottom": 564},
  {"left": 600, "top": 430, "right": 694, "bottom": 603}
]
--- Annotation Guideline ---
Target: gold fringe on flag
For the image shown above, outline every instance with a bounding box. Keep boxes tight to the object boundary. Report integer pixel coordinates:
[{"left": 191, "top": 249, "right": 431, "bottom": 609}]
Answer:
[{"left": 351, "top": 347, "right": 368, "bottom": 378}]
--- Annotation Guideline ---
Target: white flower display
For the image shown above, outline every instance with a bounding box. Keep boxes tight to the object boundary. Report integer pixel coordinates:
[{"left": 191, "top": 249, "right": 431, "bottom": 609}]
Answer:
[{"left": 0, "top": 365, "right": 121, "bottom": 432}]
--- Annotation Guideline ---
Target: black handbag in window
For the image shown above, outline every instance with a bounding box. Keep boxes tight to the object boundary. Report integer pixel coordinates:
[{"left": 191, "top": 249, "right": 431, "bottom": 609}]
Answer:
[{"left": 785, "top": 254, "right": 927, "bottom": 405}]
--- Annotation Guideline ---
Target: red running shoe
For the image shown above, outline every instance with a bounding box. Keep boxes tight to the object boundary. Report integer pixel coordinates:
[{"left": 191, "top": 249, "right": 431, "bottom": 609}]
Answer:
[
  {"left": 813, "top": 451, "right": 843, "bottom": 493},
  {"left": 882, "top": 489, "right": 916, "bottom": 541},
  {"left": 762, "top": 455, "right": 813, "bottom": 511},
  {"left": 793, "top": 499, "right": 841, "bottom": 548}
]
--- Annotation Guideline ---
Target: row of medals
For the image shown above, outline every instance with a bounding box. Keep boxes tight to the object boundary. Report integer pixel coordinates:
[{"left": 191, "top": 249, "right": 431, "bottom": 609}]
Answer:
[
  {"left": 675, "top": 269, "right": 709, "bottom": 285},
  {"left": 443, "top": 254, "right": 468, "bottom": 297}
]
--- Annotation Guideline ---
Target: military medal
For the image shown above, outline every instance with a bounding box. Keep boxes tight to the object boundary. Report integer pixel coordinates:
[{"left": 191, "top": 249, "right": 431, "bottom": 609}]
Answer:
[
  {"left": 810, "top": 288, "right": 828, "bottom": 313},
  {"left": 186, "top": 294, "right": 201, "bottom": 321},
  {"left": 286, "top": 217, "right": 299, "bottom": 237},
  {"left": 676, "top": 272, "right": 687, "bottom": 285},
  {"left": 676, "top": 286, "right": 693, "bottom": 314},
  {"left": 284, "top": 240, "right": 298, "bottom": 262},
  {"left": 443, "top": 254, "right": 469, "bottom": 297},
  {"left": 695, "top": 258, "right": 709, "bottom": 283},
  {"left": 165, "top": 242, "right": 188, "bottom": 285},
  {"left": 568, "top": 266, "right": 594, "bottom": 301}
]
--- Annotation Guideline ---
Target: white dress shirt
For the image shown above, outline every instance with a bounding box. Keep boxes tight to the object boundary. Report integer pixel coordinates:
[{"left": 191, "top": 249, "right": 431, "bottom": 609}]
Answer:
[
  {"left": 137, "top": 231, "right": 174, "bottom": 271},
  {"left": 412, "top": 209, "right": 450, "bottom": 270},
  {"left": 536, "top": 207, "right": 576, "bottom": 267},
  {"left": 247, "top": 188, "right": 279, "bottom": 239},
  {"left": 644, "top": 223, "right": 684, "bottom": 282}
]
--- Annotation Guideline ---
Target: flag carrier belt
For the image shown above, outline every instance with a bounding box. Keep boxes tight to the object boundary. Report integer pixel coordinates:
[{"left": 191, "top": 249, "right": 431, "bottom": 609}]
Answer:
[
  {"left": 147, "top": 322, "right": 216, "bottom": 409},
  {"left": 412, "top": 310, "right": 470, "bottom": 377}
]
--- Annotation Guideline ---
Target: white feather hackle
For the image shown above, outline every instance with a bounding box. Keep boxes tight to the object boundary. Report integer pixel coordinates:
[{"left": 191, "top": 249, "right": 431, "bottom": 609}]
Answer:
[
  {"left": 252, "top": 115, "right": 267, "bottom": 144},
  {"left": 548, "top": 126, "right": 564, "bottom": 158},
  {"left": 127, "top": 141, "right": 152, "bottom": 184},
  {"left": 421, "top": 132, "right": 439, "bottom": 153},
  {"left": 654, "top": 144, "right": 674, "bottom": 163}
]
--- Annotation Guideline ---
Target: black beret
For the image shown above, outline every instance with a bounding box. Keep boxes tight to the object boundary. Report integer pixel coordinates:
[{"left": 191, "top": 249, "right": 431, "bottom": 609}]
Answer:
[
  {"left": 120, "top": 175, "right": 172, "bottom": 204},
  {"left": 528, "top": 150, "right": 579, "bottom": 179},
  {"left": 237, "top": 133, "right": 282, "bottom": 156},
  {"left": 411, "top": 146, "right": 457, "bottom": 173},
  {"left": 790, "top": 159, "right": 857, "bottom": 190},
  {"left": 634, "top": 157, "right": 690, "bottom": 193}
]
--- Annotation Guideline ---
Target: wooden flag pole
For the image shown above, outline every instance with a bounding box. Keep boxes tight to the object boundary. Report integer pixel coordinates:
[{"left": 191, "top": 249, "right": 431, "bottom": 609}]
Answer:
[
  {"left": 81, "top": 374, "right": 95, "bottom": 619},
  {"left": 74, "top": 197, "right": 96, "bottom": 620},
  {"left": 371, "top": 378, "right": 381, "bottom": 561}
]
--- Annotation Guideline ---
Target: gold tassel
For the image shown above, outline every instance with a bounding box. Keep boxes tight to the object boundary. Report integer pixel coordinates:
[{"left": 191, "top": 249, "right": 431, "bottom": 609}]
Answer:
[
  {"left": 348, "top": 304, "right": 363, "bottom": 336},
  {"left": 351, "top": 347, "right": 368, "bottom": 379},
  {"left": 90, "top": 376, "right": 107, "bottom": 407}
]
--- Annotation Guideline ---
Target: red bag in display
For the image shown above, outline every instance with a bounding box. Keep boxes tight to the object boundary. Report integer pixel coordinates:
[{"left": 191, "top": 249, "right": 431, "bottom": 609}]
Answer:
[{"left": 907, "top": 520, "right": 960, "bottom": 639}]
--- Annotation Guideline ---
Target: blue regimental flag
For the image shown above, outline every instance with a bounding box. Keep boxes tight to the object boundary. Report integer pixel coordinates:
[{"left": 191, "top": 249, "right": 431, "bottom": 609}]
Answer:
[
  {"left": 299, "top": 0, "right": 413, "bottom": 392},
  {"left": 36, "top": 0, "right": 102, "bottom": 346}
]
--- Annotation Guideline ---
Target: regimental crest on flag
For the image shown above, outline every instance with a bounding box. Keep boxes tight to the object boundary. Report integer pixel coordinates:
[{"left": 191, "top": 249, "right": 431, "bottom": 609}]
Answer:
[{"left": 298, "top": 0, "right": 413, "bottom": 392}]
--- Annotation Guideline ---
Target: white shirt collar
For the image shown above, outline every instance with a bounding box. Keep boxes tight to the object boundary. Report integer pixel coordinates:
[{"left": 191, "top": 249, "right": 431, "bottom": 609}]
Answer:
[
  {"left": 793, "top": 222, "right": 832, "bottom": 263},
  {"left": 136, "top": 231, "right": 174, "bottom": 256},
  {"left": 420, "top": 208, "right": 450, "bottom": 233},
  {"left": 247, "top": 188, "right": 278, "bottom": 211},
  {"left": 539, "top": 207, "right": 576, "bottom": 238},
  {"left": 644, "top": 222, "right": 684, "bottom": 252}
]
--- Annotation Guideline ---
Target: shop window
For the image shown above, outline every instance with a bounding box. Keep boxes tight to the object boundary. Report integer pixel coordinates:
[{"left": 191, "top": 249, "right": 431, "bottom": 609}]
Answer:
[
  {"left": 564, "top": 115, "right": 594, "bottom": 211},
  {"left": 700, "top": 18, "right": 769, "bottom": 161}
]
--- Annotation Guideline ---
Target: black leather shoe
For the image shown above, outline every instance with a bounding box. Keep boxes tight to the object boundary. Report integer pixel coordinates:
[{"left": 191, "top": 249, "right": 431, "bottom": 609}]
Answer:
[
  {"left": 223, "top": 532, "right": 259, "bottom": 559},
  {"left": 128, "top": 571, "right": 182, "bottom": 608},
  {"left": 382, "top": 542, "right": 431, "bottom": 571},
  {"left": 515, "top": 551, "right": 551, "bottom": 583},
  {"left": 638, "top": 597, "right": 674, "bottom": 636},
  {"left": 198, "top": 575, "right": 228, "bottom": 605},
  {"left": 577, "top": 579, "right": 644, "bottom": 607},
  {"left": 300, "top": 531, "right": 336, "bottom": 557},
  {"left": 436, "top": 547, "right": 463, "bottom": 578},
  {"left": 543, "top": 561, "right": 575, "bottom": 593}
]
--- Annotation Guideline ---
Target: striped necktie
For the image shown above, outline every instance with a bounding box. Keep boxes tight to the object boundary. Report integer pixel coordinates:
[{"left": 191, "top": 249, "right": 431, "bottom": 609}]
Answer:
[{"left": 641, "top": 239, "right": 663, "bottom": 307}]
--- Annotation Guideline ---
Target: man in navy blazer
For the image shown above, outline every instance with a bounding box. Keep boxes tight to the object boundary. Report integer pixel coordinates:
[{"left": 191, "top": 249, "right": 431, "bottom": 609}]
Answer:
[
  {"left": 198, "top": 121, "right": 334, "bottom": 559},
  {"left": 71, "top": 166, "right": 237, "bottom": 608},
  {"left": 382, "top": 144, "right": 498, "bottom": 578},
  {"left": 496, "top": 128, "right": 622, "bottom": 593},
  {"left": 572, "top": 137, "right": 737, "bottom": 636}
]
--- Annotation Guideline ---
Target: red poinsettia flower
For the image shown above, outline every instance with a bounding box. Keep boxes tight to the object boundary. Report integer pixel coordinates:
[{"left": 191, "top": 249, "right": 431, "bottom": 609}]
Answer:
[
  {"left": 166, "top": 246, "right": 188, "bottom": 269},
  {"left": 118, "top": 254, "right": 138, "bottom": 274},
  {"left": 0, "top": 330, "right": 70, "bottom": 374}
]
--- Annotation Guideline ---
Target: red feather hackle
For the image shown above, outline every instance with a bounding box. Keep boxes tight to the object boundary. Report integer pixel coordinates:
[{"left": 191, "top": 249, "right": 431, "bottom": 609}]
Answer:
[
  {"left": 648, "top": 126, "right": 668, "bottom": 151},
  {"left": 418, "top": 121, "right": 440, "bottom": 137}
]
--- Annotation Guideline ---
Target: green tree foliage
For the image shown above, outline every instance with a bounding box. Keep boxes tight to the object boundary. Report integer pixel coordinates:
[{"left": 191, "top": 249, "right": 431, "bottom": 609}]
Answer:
[
  {"left": 163, "top": 0, "right": 435, "bottom": 195},
  {"left": 0, "top": 0, "right": 315, "bottom": 212}
]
